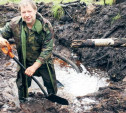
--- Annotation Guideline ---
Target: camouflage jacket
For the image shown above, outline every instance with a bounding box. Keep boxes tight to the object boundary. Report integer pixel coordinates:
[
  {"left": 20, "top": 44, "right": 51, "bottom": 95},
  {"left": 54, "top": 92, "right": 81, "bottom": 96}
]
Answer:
[{"left": 0, "top": 12, "right": 54, "bottom": 65}]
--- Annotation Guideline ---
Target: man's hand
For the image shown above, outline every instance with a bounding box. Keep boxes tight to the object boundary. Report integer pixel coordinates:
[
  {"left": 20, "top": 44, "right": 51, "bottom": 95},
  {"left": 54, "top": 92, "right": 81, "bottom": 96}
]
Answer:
[
  {"left": 0, "top": 37, "right": 9, "bottom": 48},
  {"left": 25, "top": 66, "right": 36, "bottom": 76},
  {"left": 25, "top": 61, "right": 42, "bottom": 76}
]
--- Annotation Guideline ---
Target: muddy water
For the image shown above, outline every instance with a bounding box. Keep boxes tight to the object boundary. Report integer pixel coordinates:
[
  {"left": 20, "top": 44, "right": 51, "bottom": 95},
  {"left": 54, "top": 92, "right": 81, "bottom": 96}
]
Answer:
[
  {"left": 30, "top": 60, "right": 109, "bottom": 112},
  {"left": 55, "top": 61, "right": 109, "bottom": 112}
]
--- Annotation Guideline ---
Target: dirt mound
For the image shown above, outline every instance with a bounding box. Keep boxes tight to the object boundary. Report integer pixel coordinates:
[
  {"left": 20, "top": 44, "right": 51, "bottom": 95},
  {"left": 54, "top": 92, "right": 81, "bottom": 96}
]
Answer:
[
  {"left": 50, "top": 2, "right": 126, "bottom": 82},
  {"left": 35, "top": 1, "right": 126, "bottom": 82}
]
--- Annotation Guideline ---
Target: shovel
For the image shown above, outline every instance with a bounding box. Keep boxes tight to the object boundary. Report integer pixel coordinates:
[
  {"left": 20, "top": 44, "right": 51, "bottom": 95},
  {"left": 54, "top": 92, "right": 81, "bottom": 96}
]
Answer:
[{"left": 1, "top": 43, "right": 69, "bottom": 105}]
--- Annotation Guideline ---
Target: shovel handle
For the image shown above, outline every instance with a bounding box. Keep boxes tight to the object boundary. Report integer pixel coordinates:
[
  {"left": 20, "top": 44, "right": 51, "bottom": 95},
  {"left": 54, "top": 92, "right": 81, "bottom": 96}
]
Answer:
[{"left": 1, "top": 43, "right": 14, "bottom": 58}]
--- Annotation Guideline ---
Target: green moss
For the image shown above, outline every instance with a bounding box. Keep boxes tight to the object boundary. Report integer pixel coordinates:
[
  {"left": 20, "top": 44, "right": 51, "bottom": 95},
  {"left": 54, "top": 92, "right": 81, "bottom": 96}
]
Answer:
[
  {"left": 52, "top": 4, "right": 64, "bottom": 20},
  {"left": 111, "top": 13, "right": 121, "bottom": 24}
]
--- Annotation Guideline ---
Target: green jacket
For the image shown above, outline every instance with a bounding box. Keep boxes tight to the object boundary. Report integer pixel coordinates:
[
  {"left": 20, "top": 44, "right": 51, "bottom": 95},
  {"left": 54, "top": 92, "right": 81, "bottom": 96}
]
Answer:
[{"left": 0, "top": 13, "right": 54, "bottom": 65}]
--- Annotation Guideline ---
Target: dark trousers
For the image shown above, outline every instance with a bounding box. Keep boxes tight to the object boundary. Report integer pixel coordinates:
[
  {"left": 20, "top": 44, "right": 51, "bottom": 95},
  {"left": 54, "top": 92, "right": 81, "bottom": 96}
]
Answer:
[{"left": 16, "top": 63, "right": 57, "bottom": 100}]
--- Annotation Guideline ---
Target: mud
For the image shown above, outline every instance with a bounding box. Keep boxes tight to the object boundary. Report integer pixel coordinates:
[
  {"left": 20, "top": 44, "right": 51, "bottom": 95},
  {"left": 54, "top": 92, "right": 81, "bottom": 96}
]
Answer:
[{"left": 0, "top": 1, "right": 126, "bottom": 113}]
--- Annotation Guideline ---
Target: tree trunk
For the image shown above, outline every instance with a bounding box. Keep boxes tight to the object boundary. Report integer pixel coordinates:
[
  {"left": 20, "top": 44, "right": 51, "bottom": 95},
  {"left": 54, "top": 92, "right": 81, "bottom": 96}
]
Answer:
[{"left": 71, "top": 38, "right": 126, "bottom": 48}]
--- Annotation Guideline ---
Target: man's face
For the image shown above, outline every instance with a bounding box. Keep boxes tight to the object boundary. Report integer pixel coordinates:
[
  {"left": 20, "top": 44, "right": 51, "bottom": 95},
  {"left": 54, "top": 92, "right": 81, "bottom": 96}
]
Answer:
[{"left": 20, "top": 4, "right": 37, "bottom": 25}]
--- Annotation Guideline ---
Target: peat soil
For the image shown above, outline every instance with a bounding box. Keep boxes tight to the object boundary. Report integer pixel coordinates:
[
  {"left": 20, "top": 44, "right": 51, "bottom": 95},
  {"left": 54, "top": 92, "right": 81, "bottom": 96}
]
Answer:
[{"left": 0, "top": 1, "right": 126, "bottom": 113}]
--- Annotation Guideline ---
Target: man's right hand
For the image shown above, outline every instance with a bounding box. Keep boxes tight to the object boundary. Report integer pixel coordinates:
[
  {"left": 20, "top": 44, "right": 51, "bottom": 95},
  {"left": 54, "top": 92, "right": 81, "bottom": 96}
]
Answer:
[{"left": 0, "top": 37, "right": 9, "bottom": 48}]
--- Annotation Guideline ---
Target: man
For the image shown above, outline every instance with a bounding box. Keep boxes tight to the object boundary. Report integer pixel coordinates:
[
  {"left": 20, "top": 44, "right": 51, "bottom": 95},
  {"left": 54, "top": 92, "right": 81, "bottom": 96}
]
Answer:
[{"left": 0, "top": 0, "right": 57, "bottom": 102}]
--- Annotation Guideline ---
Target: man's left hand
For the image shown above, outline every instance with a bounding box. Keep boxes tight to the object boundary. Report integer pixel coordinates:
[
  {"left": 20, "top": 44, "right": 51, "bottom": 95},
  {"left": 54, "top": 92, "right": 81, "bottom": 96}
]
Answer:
[
  {"left": 25, "top": 61, "right": 42, "bottom": 76},
  {"left": 25, "top": 66, "right": 37, "bottom": 76}
]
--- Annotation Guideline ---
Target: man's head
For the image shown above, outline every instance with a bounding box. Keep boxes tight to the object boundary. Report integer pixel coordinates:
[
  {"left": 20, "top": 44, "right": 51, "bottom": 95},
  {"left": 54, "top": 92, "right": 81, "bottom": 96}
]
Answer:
[{"left": 18, "top": 0, "right": 37, "bottom": 26}]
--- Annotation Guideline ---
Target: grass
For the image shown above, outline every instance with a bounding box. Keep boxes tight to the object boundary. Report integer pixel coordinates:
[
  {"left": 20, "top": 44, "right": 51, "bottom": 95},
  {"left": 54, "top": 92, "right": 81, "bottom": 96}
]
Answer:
[
  {"left": 0, "top": 0, "right": 20, "bottom": 4},
  {"left": 95, "top": 0, "right": 114, "bottom": 5},
  {"left": 111, "top": 13, "right": 121, "bottom": 24},
  {"left": 52, "top": 4, "right": 64, "bottom": 20},
  {"left": 0, "top": 0, "right": 115, "bottom": 5}
]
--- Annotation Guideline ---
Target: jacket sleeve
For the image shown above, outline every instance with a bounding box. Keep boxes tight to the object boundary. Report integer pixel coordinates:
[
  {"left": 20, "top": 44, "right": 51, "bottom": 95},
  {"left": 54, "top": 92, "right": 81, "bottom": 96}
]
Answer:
[
  {"left": 0, "top": 22, "right": 13, "bottom": 39},
  {"left": 36, "top": 20, "right": 54, "bottom": 64}
]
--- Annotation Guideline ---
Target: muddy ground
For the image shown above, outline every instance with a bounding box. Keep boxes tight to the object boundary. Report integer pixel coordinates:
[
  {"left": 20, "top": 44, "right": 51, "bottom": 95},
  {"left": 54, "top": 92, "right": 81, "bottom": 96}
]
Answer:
[{"left": 1, "top": 1, "right": 126, "bottom": 113}]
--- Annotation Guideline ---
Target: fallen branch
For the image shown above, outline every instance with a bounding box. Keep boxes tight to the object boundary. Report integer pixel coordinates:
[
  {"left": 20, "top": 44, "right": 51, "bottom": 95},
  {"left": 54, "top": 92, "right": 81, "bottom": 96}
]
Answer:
[
  {"left": 61, "top": 0, "right": 81, "bottom": 5},
  {"left": 60, "top": 0, "right": 86, "bottom": 7},
  {"left": 71, "top": 38, "right": 126, "bottom": 48}
]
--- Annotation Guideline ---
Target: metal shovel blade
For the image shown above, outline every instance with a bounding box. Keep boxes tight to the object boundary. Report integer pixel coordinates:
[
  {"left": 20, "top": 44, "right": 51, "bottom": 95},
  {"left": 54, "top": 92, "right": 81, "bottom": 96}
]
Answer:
[
  {"left": 31, "top": 75, "right": 69, "bottom": 105},
  {"left": 46, "top": 94, "right": 69, "bottom": 105}
]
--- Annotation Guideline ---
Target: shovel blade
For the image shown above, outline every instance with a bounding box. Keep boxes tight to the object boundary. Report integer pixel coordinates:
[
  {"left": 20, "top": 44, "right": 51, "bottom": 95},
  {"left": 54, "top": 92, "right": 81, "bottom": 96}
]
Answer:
[{"left": 46, "top": 94, "right": 69, "bottom": 105}]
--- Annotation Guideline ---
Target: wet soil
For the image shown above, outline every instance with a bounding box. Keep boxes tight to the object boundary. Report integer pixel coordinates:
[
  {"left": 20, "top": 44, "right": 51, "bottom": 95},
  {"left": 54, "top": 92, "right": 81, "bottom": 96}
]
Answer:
[{"left": 1, "top": 1, "right": 126, "bottom": 113}]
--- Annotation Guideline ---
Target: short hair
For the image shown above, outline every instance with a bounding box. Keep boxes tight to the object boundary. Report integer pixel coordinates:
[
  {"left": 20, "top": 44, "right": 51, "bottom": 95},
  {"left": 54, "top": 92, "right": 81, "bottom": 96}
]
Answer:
[{"left": 18, "top": 0, "right": 37, "bottom": 11}]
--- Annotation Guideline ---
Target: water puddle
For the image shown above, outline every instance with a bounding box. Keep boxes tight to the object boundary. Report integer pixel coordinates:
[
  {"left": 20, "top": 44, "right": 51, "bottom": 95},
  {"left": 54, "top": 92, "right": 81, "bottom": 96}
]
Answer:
[
  {"left": 30, "top": 60, "right": 109, "bottom": 112},
  {"left": 55, "top": 62, "right": 109, "bottom": 112},
  {"left": 56, "top": 64, "right": 108, "bottom": 96}
]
